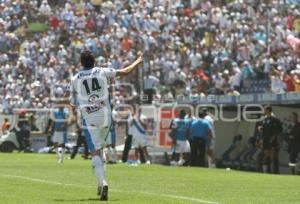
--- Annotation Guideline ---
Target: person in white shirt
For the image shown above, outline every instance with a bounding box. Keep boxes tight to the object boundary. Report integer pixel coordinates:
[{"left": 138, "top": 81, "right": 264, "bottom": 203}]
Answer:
[
  {"left": 70, "top": 50, "right": 142, "bottom": 201},
  {"left": 129, "top": 108, "right": 151, "bottom": 164},
  {"left": 203, "top": 108, "right": 216, "bottom": 168}
]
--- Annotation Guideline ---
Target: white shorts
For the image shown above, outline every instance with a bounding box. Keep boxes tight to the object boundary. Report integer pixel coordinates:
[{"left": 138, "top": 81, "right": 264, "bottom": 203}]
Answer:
[
  {"left": 82, "top": 117, "right": 111, "bottom": 152},
  {"left": 52, "top": 131, "right": 67, "bottom": 145},
  {"left": 132, "top": 133, "right": 147, "bottom": 149},
  {"left": 175, "top": 140, "right": 190, "bottom": 153},
  {"left": 208, "top": 138, "right": 215, "bottom": 150}
]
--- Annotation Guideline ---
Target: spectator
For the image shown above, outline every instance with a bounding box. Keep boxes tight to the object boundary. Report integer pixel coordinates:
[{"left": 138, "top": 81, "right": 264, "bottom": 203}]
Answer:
[
  {"left": 0, "top": 1, "right": 299, "bottom": 110},
  {"left": 1, "top": 118, "right": 10, "bottom": 134}
]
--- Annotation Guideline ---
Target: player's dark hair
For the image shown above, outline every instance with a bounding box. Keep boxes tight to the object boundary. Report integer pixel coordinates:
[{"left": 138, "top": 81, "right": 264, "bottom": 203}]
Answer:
[
  {"left": 292, "top": 112, "right": 298, "bottom": 119},
  {"left": 265, "top": 105, "right": 272, "bottom": 113},
  {"left": 179, "top": 109, "right": 186, "bottom": 118},
  {"left": 81, "top": 50, "right": 95, "bottom": 69}
]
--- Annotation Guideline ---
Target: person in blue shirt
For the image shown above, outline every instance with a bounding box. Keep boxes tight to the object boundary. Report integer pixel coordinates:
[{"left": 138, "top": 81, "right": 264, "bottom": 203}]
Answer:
[
  {"left": 188, "top": 109, "right": 213, "bottom": 167},
  {"left": 170, "top": 110, "right": 191, "bottom": 166},
  {"left": 51, "top": 105, "right": 69, "bottom": 164}
]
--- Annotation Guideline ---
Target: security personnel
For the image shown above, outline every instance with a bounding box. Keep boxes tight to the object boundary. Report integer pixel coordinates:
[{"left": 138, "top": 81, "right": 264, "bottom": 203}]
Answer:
[
  {"left": 258, "top": 106, "right": 282, "bottom": 174},
  {"left": 287, "top": 112, "right": 300, "bottom": 174},
  {"left": 188, "top": 109, "right": 213, "bottom": 167}
]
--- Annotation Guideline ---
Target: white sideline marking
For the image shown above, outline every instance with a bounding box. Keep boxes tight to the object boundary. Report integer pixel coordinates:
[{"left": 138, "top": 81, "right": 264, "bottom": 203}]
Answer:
[{"left": 0, "top": 174, "right": 219, "bottom": 204}]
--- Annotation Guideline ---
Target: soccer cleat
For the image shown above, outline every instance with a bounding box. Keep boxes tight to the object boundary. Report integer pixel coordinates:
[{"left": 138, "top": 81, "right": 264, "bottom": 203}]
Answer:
[
  {"left": 97, "top": 186, "right": 101, "bottom": 196},
  {"left": 100, "top": 185, "right": 108, "bottom": 201}
]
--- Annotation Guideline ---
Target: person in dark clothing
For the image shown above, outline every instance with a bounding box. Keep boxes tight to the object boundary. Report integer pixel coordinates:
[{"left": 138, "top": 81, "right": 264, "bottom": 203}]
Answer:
[
  {"left": 188, "top": 109, "right": 213, "bottom": 167},
  {"left": 287, "top": 112, "right": 300, "bottom": 174},
  {"left": 122, "top": 110, "right": 132, "bottom": 162},
  {"left": 70, "top": 125, "right": 89, "bottom": 160},
  {"left": 258, "top": 106, "right": 282, "bottom": 174},
  {"left": 17, "top": 111, "right": 31, "bottom": 152},
  {"left": 69, "top": 109, "right": 89, "bottom": 159}
]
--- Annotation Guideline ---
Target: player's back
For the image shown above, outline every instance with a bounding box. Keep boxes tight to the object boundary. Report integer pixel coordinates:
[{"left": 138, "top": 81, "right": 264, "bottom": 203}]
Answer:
[{"left": 71, "top": 67, "right": 116, "bottom": 127}]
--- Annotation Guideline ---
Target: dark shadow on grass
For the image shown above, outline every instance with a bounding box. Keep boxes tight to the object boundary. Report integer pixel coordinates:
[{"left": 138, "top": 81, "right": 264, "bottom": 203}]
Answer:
[{"left": 54, "top": 198, "right": 119, "bottom": 202}]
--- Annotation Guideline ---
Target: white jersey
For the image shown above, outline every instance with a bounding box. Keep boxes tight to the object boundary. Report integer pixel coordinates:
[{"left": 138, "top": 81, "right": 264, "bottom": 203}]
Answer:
[
  {"left": 129, "top": 113, "right": 147, "bottom": 137},
  {"left": 204, "top": 115, "right": 216, "bottom": 138},
  {"left": 70, "top": 67, "right": 116, "bottom": 127}
]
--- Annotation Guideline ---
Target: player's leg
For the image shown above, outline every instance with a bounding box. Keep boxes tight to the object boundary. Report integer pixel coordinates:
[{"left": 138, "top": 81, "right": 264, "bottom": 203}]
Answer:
[
  {"left": 142, "top": 146, "right": 151, "bottom": 164},
  {"left": 52, "top": 132, "right": 60, "bottom": 162},
  {"left": 122, "top": 134, "right": 132, "bottom": 162},
  {"left": 110, "top": 126, "right": 117, "bottom": 163},
  {"left": 70, "top": 133, "right": 82, "bottom": 159},
  {"left": 207, "top": 138, "right": 216, "bottom": 168},
  {"left": 180, "top": 140, "right": 191, "bottom": 166},
  {"left": 58, "top": 132, "right": 67, "bottom": 163},
  {"left": 83, "top": 124, "right": 108, "bottom": 201},
  {"left": 263, "top": 149, "right": 271, "bottom": 173},
  {"left": 177, "top": 141, "right": 184, "bottom": 166},
  {"left": 134, "top": 148, "right": 140, "bottom": 163},
  {"left": 141, "top": 134, "right": 150, "bottom": 164}
]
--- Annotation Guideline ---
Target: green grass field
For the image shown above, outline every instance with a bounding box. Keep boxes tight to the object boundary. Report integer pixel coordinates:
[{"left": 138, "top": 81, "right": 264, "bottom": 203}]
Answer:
[{"left": 0, "top": 153, "right": 299, "bottom": 204}]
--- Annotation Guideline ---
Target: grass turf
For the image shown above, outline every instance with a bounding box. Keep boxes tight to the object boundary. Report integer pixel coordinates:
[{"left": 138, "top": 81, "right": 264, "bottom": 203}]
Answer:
[{"left": 0, "top": 153, "right": 299, "bottom": 204}]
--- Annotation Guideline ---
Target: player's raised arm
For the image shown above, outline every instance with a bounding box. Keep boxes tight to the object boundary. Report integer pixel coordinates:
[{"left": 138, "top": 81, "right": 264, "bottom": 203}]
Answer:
[{"left": 116, "top": 55, "right": 143, "bottom": 77}]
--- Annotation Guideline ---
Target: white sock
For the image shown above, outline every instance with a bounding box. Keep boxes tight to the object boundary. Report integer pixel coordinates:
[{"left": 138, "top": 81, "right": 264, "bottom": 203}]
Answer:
[
  {"left": 112, "top": 148, "right": 117, "bottom": 162},
  {"left": 107, "top": 147, "right": 112, "bottom": 161},
  {"left": 263, "top": 165, "right": 268, "bottom": 173},
  {"left": 92, "top": 155, "right": 107, "bottom": 187},
  {"left": 56, "top": 148, "right": 60, "bottom": 160},
  {"left": 208, "top": 157, "right": 215, "bottom": 168},
  {"left": 60, "top": 148, "right": 65, "bottom": 161},
  {"left": 108, "top": 147, "right": 117, "bottom": 162}
]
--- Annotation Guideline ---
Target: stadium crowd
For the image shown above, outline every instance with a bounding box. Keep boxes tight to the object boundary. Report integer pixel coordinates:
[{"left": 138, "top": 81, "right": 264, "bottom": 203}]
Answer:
[{"left": 0, "top": 0, "right": 300, "bottom": 112}]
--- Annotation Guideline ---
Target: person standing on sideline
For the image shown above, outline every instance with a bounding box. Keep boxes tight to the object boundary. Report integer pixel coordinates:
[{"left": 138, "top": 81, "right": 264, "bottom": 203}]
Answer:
[
  {"left": 51, "top": 104, "right": 69, "bottom": 163},
  {"left": 258, "top": 106, "right": 282, "bottom": 174},
  {"left": 188, "top": 109, "right": 213, "bottom": 167},
  {"left": 287, "top": 112, "right": 300, "bottom": 174},
  {"left": 122, "top": 108, "right": 145, "bottom": 163},
  {"left": 130, "top": 108, "right": 151, "bottom": 164},
  {"left": 169, "top": 109, "right": 190, "bottom": 166},
  {"left": 122, "top": 109, "right": 133, "bottom": 163},
  {"left": 203, "top": 108, "right": 216, "bottom": 168},
  {"left": 105, "top": 108, "right": 118, "bottom": 164}
]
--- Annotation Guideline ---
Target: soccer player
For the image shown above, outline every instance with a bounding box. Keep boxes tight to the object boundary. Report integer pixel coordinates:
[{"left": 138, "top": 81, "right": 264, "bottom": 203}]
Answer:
[
  {"left": 51, "top": 105, "right": 69, "bottom": 164},
  {"left": 105, "top": 108, "right": 118, "bottom": 164},
  {"left": 70, "top": 50, "right": 142, "bottom": 201},
  {"left": 130, "top": 108, "right": 151, "bottom": 164},
  {"left": 202, "top": 108, "right": 216, "bottom": 168},
  {"left": 169, "top": 109, "right": 190, "bottom": 166}
]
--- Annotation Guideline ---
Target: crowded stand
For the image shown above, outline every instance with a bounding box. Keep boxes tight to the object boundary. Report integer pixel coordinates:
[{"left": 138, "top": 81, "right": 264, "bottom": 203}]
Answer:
[{"left": 0, "top": 0, "right": 300, "bottom": 111}]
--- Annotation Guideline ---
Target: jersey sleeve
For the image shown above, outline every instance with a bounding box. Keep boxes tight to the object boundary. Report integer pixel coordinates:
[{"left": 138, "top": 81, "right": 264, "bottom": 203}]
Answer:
[{"left": 103, "top": 68, "right": 117, "bottom": 79}]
